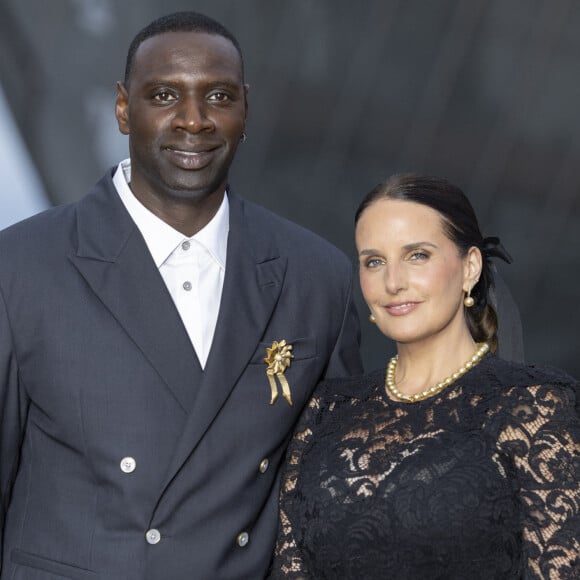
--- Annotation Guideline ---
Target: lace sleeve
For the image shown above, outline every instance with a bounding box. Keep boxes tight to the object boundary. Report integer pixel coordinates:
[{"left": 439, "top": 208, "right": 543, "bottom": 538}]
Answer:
[
  {"left": 497, "top": 381, "right": 579, "bottom": 579},
  {"left": 268, "top": 387, "right": 326, "bottom": 579}
]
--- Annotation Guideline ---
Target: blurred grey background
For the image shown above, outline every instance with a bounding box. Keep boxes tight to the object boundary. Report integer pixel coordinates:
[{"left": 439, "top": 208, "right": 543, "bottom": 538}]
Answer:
[{"left": 1, "top": 0, "right": 578, "bottom": 377}]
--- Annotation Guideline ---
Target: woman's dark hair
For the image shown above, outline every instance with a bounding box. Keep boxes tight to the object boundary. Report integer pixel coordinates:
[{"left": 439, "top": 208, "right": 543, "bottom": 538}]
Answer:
[{"left": 355, "top": 173, "right": 511, "bottom": 352}]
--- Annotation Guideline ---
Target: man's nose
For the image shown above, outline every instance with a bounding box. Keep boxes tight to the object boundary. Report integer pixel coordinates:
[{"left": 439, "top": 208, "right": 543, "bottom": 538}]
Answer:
[{"left": 173, "top": 97, "right": 214, "bottom": 132}]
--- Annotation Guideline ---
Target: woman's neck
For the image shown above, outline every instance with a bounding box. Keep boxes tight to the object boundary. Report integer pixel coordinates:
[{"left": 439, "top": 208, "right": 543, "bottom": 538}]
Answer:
[{"left": 393, "top": 329, "right": 480, "bottom": 396}]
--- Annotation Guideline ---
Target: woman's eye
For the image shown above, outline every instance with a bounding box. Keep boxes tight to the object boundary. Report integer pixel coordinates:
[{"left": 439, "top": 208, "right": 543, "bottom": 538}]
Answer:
[
  {"left": 409, "top": 251, "right": 429, "bottom": 261},
  {"left": 365, "top": 258, "right": 384, "bottom": 268}
]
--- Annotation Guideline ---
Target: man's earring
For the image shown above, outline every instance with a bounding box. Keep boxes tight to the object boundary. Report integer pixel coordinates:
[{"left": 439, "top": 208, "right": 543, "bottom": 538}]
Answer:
[
  {"left": 240, "top": 132, "right": 247, "bottom": 143},
  {"left": 369, "top": 313, "right": 376, "bottom": 323},
  {"left": 463, "top": 288, "right": 474, "bottom": 308}
]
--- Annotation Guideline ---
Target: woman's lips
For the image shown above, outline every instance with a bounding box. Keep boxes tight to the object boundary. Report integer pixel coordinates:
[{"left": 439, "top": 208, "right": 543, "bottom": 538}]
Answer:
[{"left": 384, "top": 302, "right": 420, "bottom": 316}]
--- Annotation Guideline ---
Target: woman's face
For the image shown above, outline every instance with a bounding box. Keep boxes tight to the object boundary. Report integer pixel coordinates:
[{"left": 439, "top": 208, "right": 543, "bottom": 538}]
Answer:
[{"left": 355, "top": 198, "right": 481, "bottom": 346}]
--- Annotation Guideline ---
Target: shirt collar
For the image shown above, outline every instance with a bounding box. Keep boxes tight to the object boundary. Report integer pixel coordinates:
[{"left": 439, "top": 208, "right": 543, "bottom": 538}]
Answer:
[{"left": 113, "top": 159, "right": 229, "bottom": 269}]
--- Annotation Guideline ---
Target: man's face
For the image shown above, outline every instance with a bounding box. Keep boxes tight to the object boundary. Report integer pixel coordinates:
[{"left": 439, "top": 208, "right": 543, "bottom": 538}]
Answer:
[{"left": 115, "top": 31, "right": 247, "bottom": 207}]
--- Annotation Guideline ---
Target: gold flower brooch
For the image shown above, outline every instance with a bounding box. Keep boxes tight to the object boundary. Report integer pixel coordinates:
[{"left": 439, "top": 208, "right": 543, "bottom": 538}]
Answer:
[{"left": 264, "top": 340, "right": 294, "bottom": 406}]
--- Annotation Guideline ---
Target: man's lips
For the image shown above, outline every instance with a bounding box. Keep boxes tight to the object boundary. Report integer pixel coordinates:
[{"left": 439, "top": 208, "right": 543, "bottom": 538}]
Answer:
[
  {"left": 383, "top": 301, "right": 421, "bottom": 316},
  {"left": 165, "top": 143, "right": 220, "bottom": 154},
  {"left": 164, "top": 144, "right": 220, "bottom": 170}
]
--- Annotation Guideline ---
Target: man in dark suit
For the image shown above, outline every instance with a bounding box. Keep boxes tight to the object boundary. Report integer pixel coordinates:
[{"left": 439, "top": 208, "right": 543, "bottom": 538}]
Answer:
[{"left": 0, "top": 12, "right": 362, "bottom": 579}]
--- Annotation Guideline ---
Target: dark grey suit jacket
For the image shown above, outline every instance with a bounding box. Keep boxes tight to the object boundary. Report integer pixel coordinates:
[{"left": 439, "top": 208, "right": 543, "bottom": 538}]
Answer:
[{"left": 0, "top": 170, "right": 363, "bottom": 579}]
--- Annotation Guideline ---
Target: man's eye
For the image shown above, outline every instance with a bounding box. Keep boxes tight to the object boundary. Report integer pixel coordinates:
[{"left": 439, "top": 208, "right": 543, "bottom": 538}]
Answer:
[
  {"left": 153, "top": 91, "right": 176, "bottom": 102},
  {"left": 208, "top": 92, "right": 229, "bottom": 102}
]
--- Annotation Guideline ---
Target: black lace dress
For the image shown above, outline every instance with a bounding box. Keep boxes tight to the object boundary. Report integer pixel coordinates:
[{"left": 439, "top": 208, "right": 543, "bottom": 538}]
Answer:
[{"left": 268, "top": 354, "right": 579, "bottom": 579}]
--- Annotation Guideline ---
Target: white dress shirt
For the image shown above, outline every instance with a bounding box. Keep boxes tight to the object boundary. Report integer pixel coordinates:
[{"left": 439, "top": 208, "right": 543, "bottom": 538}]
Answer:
[{"left": 113, "top": 159, "right": 228, "bottom": 368}]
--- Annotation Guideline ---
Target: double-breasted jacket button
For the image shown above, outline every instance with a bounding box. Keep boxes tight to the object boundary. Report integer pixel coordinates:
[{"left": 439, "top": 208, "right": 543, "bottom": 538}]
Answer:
[
  {"left": 145, "top": 529, "right": 161, "bottom": 545},
  {"left": 259, "top": 458, "right": 270, "bottom": 474},
  {"left": 236, "top": 532, "right": 249, "bottom": 547},
  {"left": 120, "top": 457, "right": 136, "bottom": 473}
]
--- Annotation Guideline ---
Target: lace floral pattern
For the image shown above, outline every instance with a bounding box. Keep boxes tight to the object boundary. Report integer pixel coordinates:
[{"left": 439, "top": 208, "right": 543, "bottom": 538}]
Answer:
[{"left": 268, "top": 354, "right": 579, "bottom": 579}]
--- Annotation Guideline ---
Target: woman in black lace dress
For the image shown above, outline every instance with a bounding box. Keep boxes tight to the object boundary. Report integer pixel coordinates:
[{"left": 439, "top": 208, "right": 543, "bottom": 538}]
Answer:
[{"left": 269, "top": 174, "right": 579, "bottom": 579}]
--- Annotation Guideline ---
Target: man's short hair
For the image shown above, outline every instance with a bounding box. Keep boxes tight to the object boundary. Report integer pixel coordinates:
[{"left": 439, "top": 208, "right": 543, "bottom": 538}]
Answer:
[{"left": 124, "top": 11, "right": 244, "bottom": 85}]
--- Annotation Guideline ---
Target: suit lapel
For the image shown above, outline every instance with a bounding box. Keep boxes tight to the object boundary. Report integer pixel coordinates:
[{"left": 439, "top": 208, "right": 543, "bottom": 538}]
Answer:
[
  {"left": 69, "top": 172, "right": 203, "bottom": 413},
  {"left": 160, "top": 192, "right": 287, "bottom": 488}
]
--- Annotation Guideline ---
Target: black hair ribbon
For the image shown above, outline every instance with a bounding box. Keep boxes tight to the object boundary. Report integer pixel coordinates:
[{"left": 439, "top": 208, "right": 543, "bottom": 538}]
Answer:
[{"left": 482, "top": 236, "right": 512, "bottom": 264}]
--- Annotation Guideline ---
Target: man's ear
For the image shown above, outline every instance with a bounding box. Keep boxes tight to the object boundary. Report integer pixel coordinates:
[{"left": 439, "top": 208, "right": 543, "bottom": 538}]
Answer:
[
  {"left": 115, "top": 81, "right": 130, "bottom": 136},
  {"left": 243, "top": 83, "right": 250, "bottom": 119}
]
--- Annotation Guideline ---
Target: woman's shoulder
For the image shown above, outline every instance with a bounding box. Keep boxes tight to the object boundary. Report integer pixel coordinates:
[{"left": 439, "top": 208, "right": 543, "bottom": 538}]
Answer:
[
  {"left": 480, "top": 354, "right": 578, "bottom": 411},
  {"left": 485, "top": 354, "right": 576, "bottom": 387}
]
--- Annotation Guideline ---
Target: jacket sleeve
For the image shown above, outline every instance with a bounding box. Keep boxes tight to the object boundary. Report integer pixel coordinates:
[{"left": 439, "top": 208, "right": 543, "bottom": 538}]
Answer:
[
  {"left": 0, "top": 285, "right": 29, "bottom": 569},
  {"left": 323, "top": 271, "right": 363, "bottom": 379}
]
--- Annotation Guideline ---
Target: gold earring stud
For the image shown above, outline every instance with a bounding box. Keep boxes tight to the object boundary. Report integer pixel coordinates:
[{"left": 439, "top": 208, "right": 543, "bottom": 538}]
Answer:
[
  {"left": 464, "top": 288, "right": 474, "bottom": 308},
  {"left": 369, "top": 314, "right": 376, "bottom": 323}
]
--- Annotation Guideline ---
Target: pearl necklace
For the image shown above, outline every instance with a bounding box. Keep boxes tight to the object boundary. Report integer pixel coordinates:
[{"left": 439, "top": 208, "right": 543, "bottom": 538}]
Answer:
[{"left": 385, "top": 342, "right": 490, "bottom": 403}]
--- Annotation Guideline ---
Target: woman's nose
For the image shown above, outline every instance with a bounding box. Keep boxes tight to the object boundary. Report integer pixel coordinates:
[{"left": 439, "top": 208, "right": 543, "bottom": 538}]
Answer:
[{"left": 383, "top": 263, "right": 407, "bottom": 294}]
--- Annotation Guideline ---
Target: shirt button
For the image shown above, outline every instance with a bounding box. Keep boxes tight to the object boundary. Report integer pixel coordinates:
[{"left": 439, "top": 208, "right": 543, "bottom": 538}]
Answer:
[
  {"left": 146, "top": 529, "right": 161, "bottom": 545},
  {"left": 237, "top": 532, "right": 249, "bottom": 547},
  {"left": 181, "top": 240, "right": 191, "bottom": 251},
  {"left": 259, "top": 458, "right": 270, "bottom": 473},
  {"left": 120, "top": 457, "right": 136, "bottom": 473},
  {"left": 182, "top": 281, "right": 192, "bottom": 291}
]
